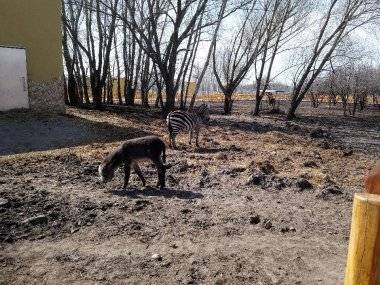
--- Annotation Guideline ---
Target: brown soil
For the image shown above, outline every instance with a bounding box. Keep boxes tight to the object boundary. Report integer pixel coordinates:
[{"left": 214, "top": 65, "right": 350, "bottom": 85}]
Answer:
[{"left": 1, "top": 103, "right": 379, "bottom": 285}]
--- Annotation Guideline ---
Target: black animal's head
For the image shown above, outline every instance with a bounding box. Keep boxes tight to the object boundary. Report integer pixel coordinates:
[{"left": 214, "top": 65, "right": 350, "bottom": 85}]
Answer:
[{"left": 98, "top": 161, "right": 116, "bottom": 183}]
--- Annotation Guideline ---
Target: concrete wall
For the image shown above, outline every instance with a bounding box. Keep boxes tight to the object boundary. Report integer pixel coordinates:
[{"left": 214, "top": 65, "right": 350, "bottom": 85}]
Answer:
[{"left": 0, "top": 0, "right": 65, "bottom": 113}]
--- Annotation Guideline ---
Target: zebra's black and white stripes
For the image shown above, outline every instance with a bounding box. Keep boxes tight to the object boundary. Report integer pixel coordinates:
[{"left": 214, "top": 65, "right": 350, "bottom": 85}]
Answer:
[{"left": 166, "top": 104, "right": 210, "bottom": 149}]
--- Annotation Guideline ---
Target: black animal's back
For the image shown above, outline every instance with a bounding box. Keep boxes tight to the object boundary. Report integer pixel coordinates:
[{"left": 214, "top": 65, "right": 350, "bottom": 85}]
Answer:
[{"left": 122, "top": 135, "right": 166, "bottom": 161}]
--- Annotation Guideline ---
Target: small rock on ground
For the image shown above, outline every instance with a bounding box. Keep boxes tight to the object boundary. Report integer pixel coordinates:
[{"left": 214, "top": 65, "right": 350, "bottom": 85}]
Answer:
[
  {"left": 151, "top": 254, "right": 163, "bottom": 261},
  {"left": 296, "top": 178, "right": 313, "bottom": 191},
  {"left": 316, "top": 184, "right": 343, "bottom": 199},
  {"left": 303, "top": 161, "right": 318, "bottom": 168},
  {"left": 246, "top": 171, "right": 266, "bottom": 186},
  {"left": 263, "top": 220, "right": 272, "bottom": 230},
  {"left": 250, "top": 215, "right": 261, "bottom": 225}
]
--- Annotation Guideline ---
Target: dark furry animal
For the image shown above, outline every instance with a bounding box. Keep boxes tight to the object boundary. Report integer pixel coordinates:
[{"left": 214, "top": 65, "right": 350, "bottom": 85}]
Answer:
[{"left": 98, "top": 136, "right": 168, "bottom": 189}]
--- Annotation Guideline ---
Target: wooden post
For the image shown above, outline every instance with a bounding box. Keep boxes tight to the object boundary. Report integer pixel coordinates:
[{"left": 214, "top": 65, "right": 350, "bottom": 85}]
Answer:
[{"left": 344, "top": 193, "right": 380, "bottom": 285}]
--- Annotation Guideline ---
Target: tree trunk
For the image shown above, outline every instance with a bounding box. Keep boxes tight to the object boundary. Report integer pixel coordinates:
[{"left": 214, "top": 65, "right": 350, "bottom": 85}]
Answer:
[
  {"left": 92, "top": 79, "right": 103, "bottom": 110},
  {"left": 155, "top": 92, "right": 162, "bottom": 108},
  {"left": 165, "top": 88, "right": 176, "bottom": 114},
  {"left": 253, "top": 95, "right": 263, "bottom": 116},
  {"left": 286, "top": 95, "right": 299, "bottom": 120},
  {"left": 224, "top": 92, "right": 233, "bottom": 115},
  {"left": 141, "top": 90, "right": 149, "bottom": 108},
  {"left": 67, "top": 73, "right": 79, "bottom": 106},
  {"left": 125, "top": 85, "right": 135, "bottom": 106},
  {"left": 63, "top": 74, "right": 69, "bottom": 105},
  {"left": 343, "top": 100, "right": 347, "bottom": 116}
]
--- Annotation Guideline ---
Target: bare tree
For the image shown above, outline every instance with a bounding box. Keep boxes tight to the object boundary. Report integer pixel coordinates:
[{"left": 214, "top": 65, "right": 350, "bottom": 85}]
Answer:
[
  {"left": 63, "top": 0, "right": 119, "bottom": 109},
  {"left": 212, "top": 1, "right": 267, "bottom": 114},
  {"left": 113, "top": 30, "right": 123, "bottom": 105},
  {"left": 110, "top": 0, "right": 248, "bottom": 113},
  {"left": 187, "top": 0, "right": 229, "bottom": 110},
  {"left": 140, "top": 53, "right": 155, "bottom": 108},
  {"left": 287, "top": 0, "right": 379, "bottom": 119},
  {"left": 253, "top": 0, "right": 308, "bottom": 116},
  {"left": 62, "top": 0, "right": 84, "bottom": 106}
]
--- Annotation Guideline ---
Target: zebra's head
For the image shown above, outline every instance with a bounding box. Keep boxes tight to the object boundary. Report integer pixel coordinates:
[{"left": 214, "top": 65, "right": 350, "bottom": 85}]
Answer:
[{"left": 196, "top": 103, "right": 210, "bottom": 123}]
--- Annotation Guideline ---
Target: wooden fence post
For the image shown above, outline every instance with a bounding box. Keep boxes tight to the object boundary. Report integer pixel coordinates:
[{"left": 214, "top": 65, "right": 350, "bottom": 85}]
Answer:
[{"left": 344, "top": 193, "right": 380, "bottom": 285}]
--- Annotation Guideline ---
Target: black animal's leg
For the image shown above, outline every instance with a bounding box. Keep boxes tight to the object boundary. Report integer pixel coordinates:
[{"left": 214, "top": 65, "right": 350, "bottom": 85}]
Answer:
[
  {"left": 123, "top": 163, "right": 131, "bottom": 189},
  {"left": 132, "top": 162, "right": 146, "bottom": 186},
  {"left": 153, "top": 158, "right": 166, "bottom": 189}
]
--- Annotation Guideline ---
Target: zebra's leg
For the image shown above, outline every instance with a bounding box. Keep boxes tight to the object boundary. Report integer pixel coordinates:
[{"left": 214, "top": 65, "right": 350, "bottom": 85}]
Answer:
[
  {"left": 168, "top": 122, "right": 175, "bottom": 149},
  {"left": 170, "top": 131, "right": 177, "bottom": 149},
  {"left": 171, "top": 133, "right": 178, "bottom": 149}
]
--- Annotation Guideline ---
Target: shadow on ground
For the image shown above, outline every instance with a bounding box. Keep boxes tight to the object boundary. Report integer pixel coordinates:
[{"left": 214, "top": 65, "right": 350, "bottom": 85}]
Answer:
[
  {"left": 208, "top": 101, "right": 380, "bottom": 154},
  {"left": 0, "top": 112, "right": 154, "bottom": 156},
  {"left": 111, "top": 186, "right": 204, "bottom": 199}
]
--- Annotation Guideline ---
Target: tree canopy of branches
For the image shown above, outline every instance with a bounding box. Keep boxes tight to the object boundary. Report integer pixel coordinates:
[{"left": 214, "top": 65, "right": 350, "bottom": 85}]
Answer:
[
  {"left": 212, "top": 1, "right": 267, "bottom": 114},
  {"left": 252, "top": 0, "right": 309, "bottom": 116},
  {"left": 286, "top": 0, "right": 380, "bottom": 119},
  {"left": 118, "top": 0, "right": 239, "bottom": 113},
  {"left": 310, "top": 63, "right": 380, "bottom": 115},
  {"left": 61, "top": 0, "right": 380, "bottom": 118}
]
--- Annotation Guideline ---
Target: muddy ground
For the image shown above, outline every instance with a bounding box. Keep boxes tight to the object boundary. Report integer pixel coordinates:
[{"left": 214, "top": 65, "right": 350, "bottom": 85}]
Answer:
[{"left": 0, "top": 102, "right": 379, "bottom": 284}]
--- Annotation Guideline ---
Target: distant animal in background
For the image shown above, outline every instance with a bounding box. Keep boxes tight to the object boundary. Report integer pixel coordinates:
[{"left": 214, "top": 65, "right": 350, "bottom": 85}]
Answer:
[
  {"left": 166, "top": 103, "right": 210, "bottom": 149},
  {"left": 267, "top": 93, "right": 276, "bottom": 109},
  {"left": 98, "top": 136, "right": 169, "bottom": 189}
]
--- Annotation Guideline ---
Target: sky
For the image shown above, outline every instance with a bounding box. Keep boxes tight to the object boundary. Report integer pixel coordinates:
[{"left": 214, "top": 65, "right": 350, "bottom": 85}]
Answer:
[{"left": 193, "top": 5, "right": 380, "bottom": 87}]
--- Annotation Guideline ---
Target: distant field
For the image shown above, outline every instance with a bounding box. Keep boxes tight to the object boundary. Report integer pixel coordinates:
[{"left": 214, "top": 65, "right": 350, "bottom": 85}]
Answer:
[{"left": 104, "top": 88, "right": 378, "bottom": 105}]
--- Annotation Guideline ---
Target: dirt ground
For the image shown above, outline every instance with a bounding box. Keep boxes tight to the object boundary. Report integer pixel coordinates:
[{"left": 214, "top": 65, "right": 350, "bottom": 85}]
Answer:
[{"left": 0, "top": 102, "right": 379, "bottom": 285}]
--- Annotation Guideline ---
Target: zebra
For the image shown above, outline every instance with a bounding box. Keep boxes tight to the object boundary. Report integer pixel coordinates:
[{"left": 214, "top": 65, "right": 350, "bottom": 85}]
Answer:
[{"left": 166, "top": 104, "right": 210, "bottom": 149}]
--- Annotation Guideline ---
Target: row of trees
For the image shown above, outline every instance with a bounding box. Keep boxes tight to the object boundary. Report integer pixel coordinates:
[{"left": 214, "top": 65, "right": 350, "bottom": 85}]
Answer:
[
  {"left": 309, "top": 64, "right": 380, "bottom": 116},
  {"left": 62, "top": 0, "right": 380, "bottom": 118},
  {"left": 62, "top": 0, "right": 232, "bottom": 112}
]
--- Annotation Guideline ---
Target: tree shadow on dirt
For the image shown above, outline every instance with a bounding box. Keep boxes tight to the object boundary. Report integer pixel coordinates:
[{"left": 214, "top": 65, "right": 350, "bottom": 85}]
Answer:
[
  {"left": 207, "top": 117, "right": 288, "bottom": 135},
  {"left": 208, "top": 100, "right": 379, "bottom": 134},
  {"left": 0, "top": 112, "right": 156, "bottom": 156},
  {"left": 111, "top": 186, "right": 204, "bottom": 200}
]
